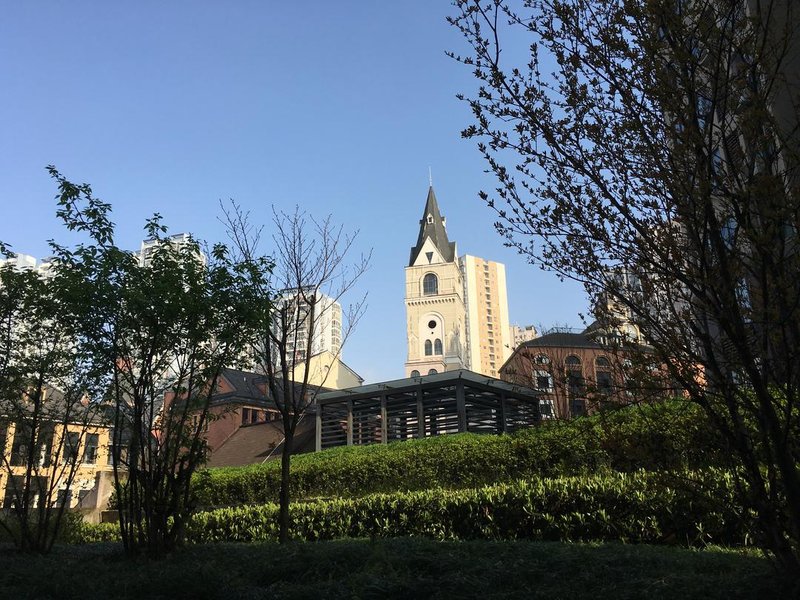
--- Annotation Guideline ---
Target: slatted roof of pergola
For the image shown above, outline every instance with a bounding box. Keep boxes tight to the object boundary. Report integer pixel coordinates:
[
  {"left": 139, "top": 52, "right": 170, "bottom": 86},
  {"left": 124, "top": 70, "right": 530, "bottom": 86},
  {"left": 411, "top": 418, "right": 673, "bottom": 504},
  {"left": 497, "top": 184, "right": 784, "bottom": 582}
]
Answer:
[{"left": 314, "top": 369, "right": 542, "bottom": 451}]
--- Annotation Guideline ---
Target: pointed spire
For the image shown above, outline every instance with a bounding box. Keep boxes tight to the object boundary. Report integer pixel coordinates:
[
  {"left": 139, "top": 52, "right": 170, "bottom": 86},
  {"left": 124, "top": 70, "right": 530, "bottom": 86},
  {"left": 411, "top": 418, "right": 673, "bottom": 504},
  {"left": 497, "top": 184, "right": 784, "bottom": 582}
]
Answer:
[{"left": 409, "top": 185, "right": 456, "bottom": 266}]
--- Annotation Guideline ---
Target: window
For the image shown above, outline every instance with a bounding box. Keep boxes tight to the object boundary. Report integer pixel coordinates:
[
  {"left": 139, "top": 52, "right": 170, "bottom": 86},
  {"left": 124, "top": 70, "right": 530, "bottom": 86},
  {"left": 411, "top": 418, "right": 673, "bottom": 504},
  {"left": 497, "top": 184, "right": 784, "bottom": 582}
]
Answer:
[
  {"left": 539, "top": 400, "right": 554, "bottom": 418},
  {"left": 38, "top": 425, "right": 54, "bottom": 467},
  {"left": 434, "top": 338, "right": 443, "bottom": 355},
  {"left": 428, "top": 369, "right": 438, "bottom": 375},
  {"left": 3, "top": 475, "right": 25, "bottom": 509},
  {"left": 696, "top": 93, "right": 712, "bottom": 130},
  {"left": 423, "top": 273, "right": 438, "bottom": 296},
  {"left": 83, "top": 433, "right": 99, "bottom": 464},
  {"left": 410, "top": 370, "right": 420, "bottom": 378},
  {"left": 241, "top": 408, "right": 250, "bottom": 425},
  {"left": 535, "top": 371, "right": 553, "bottom": 392},
  {"left": 56, "top": 489, "right": 72, "bottom": 509},
  {"left": 63, "top": 432, "right": 80, "bottom": 464},
  {"left": 10, "top": 425, "right": 30, "bottom": 466},
  {"left": 566, "top": 357, "right": 584, "bottom": 397},
  {"left": 534, "top": 354, "right": 550, "bottom": 365},
  {"left": 427, "top": 320, "right": 437, "bottom": 330},
  {"left": 571, "top": 398, "right": 587, "bottom": 417},
  {"left": 597, "top": 371, "right": 613, "bottom": 393},
  {"left": 424, "top": 340, "right": 433, "bottom": 356},
  {"left": 595, "top": 357, "right": 613, "bottom": 393}
]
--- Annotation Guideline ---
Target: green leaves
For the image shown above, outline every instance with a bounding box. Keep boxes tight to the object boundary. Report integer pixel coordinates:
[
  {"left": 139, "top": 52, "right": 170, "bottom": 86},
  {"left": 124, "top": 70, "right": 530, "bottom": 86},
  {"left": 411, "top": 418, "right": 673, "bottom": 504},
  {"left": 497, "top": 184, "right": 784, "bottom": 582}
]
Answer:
[
  {"left": 178, "top": 469, "right": 750, "bottom": 546},
  {"left": 194, "top": 400, "right": 722, "bottom": 508}
]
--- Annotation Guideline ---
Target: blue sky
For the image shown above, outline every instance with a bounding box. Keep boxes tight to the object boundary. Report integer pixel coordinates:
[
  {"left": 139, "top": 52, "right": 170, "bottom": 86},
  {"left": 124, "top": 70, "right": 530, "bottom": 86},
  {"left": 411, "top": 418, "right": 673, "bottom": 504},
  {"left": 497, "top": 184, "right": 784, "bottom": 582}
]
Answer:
[{"left": 0, "top": 1, "right": 588, "bottom": 383}]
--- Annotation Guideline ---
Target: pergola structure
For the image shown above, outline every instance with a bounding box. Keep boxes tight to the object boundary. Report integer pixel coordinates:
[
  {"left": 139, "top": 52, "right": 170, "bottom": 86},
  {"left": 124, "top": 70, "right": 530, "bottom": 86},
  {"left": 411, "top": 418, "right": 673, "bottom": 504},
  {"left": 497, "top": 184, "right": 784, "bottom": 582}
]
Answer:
[{"left": 314, "top": 370, "right": 541, "bottom": 451}]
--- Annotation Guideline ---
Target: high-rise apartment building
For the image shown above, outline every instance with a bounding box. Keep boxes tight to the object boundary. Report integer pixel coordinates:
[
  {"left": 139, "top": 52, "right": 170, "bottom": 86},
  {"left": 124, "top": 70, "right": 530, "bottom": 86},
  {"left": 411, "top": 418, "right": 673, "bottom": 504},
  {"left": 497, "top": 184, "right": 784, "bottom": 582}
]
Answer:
[
  {"left": 403, "top": 186, "right": 512, "bottom": 378},
  {"left": 460, "top": 255, "right": 512, "bottom": 377},
  {"left": 138, "top": 233, "right": 205, "bottom": 267},
  {"left": 510, "top": 324, "right": 538, "bottom": 349},
  {"left": 273, "top": 289, "right": 343, "bottom": 365}
]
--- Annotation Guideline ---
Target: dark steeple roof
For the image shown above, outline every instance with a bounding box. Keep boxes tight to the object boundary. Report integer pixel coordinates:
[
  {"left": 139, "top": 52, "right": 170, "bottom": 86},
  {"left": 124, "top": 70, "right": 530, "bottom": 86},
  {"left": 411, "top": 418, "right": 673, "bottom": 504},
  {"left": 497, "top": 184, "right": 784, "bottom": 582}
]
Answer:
[{"left": 409, "top": 186, "right": 456, "bottom": 266}]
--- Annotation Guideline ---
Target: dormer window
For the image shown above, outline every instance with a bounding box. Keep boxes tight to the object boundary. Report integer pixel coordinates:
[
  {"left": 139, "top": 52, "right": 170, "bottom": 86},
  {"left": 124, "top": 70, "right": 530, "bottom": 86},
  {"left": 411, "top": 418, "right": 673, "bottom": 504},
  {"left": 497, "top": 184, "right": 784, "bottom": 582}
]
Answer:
[{"left": 427, "top": 214, "right": 434, "bottom": 224}]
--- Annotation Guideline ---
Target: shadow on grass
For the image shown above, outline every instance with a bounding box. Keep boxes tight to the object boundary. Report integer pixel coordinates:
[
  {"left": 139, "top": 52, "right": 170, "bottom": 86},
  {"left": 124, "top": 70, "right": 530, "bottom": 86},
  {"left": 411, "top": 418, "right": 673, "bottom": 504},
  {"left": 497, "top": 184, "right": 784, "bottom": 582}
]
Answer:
[{"left": 0, "top": 538, "right": 787, "bottom": 599}]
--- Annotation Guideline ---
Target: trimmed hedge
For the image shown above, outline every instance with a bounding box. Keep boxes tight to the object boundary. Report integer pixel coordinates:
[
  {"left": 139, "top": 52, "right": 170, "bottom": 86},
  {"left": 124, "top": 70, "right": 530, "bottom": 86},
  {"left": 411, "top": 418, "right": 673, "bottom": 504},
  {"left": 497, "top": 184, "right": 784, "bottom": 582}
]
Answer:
[
  {"left": 194, "top": 400, "right": 725, "bottom": 507},
  {"left": 76, "top": 469, "right": 752, "bottom": 548}
]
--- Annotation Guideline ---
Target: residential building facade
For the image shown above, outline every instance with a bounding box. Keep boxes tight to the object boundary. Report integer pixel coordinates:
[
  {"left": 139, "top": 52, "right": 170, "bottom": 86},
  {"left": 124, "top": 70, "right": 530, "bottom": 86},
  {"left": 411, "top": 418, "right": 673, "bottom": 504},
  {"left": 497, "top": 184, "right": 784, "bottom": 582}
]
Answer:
[
  {"left": 0, "top": 396, "right": 115, "bottom": 523},
  {"left": 500, "top": 328, "right": 670, "bottom": 418},
  {"left": 510, "top": 324, "right": 538, "bottom": 349},
  {"left": 273, "top": 289, "right": 343, "bottom": 365},
  {"left": 460, "top": 255, "right": 512, "bottom": 377}
]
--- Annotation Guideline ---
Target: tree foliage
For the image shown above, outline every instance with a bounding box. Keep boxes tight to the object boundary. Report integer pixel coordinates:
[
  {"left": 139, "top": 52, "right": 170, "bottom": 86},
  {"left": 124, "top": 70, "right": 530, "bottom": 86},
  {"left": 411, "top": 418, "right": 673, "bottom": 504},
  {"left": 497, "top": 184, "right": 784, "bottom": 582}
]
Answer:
[
  {"left": 449, "top": 0, "right": 800, "bottom": 580},
  {"left": 43, "top": 168, "right": 269, "bottom": 557},
  {"left": 0, "top": 250, "right": 101, "bottom": 552}
]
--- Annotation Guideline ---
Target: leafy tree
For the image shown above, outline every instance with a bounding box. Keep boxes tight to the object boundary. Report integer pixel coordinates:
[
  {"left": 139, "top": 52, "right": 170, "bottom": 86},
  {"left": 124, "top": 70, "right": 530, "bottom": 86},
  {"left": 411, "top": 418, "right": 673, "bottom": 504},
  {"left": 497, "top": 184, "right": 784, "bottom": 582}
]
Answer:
[
  {"left": 0, "top": 250, "right": 102, "bottom": 553},
  {"left": 46, "top": 169, "right": 268, "bottom": 557},
  {"left": 449, "top": 0, "right": 800, "bottom": 581}
]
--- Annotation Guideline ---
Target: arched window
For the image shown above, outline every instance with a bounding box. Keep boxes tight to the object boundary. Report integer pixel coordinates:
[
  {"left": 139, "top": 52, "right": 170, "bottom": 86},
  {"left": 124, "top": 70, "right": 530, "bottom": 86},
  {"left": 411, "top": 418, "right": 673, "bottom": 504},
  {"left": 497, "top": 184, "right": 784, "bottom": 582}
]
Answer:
[
  {"left": 595, "top": 356, "right": 613, "bottom": 393},
  {"left": 424, "top": 340, "right": 432, "bottom": 356},
  {"left": 434, "top": 338, "right": 443, "bottom": 355},
  {"left": 565, "top": 355, "right": 583, "bottom": 397},
  {"left": 423, "top": 273, "right": 438, "bottom": 296},
  {"left": 410, "top": 370, "right": 420, "bottom": 378},
  {"left": 428, "top": 369, "right": 438, "bottom": 375}
]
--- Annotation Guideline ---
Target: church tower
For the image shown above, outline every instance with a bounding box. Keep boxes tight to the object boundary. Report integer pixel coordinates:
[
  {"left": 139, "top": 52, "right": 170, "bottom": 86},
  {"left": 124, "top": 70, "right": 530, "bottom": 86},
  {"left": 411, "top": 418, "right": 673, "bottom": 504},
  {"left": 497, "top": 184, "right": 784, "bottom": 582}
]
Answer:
[{"left": 404, "top": 186, "right": 467, "bottom": 377}]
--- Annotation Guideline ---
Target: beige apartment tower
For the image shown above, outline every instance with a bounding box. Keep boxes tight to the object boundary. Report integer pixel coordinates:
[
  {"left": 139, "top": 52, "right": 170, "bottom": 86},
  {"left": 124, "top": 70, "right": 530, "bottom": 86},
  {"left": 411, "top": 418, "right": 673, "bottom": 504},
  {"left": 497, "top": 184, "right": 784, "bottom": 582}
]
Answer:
[
  {"left": 460, "top": 255, "right": 512, "bottom": 377},
  {"left": 404, "top": 186, "right": 512, "bottom": 378}
]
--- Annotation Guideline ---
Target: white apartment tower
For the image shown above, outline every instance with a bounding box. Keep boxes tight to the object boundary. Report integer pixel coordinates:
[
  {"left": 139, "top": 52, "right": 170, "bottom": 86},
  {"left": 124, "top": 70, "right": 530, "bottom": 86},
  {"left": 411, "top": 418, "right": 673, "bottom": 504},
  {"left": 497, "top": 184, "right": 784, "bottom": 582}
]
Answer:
[{"left": 275, "top": 289, "right": 343, "bottom": 365}]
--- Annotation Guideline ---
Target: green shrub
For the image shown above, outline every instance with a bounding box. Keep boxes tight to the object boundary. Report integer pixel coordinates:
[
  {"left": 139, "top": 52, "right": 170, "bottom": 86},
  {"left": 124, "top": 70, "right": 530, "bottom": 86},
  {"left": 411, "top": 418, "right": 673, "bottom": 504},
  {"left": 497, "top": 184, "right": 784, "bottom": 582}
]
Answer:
[
  {"left": 194, "top": 400, "right": 725, "bottom": 508},
  {"left": 59, "top": 514, "right": 119, "bottom": 544},
  {"left": 183, "top": 469, "right": 751, "bottom": 547}
]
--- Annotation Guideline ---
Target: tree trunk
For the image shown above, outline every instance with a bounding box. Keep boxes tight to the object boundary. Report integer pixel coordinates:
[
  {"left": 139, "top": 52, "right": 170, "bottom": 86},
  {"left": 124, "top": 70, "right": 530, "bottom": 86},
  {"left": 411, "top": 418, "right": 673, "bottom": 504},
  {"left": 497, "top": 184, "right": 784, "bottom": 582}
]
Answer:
[{"left": 278, "top": 432, "right": 293, "bottom": 543}]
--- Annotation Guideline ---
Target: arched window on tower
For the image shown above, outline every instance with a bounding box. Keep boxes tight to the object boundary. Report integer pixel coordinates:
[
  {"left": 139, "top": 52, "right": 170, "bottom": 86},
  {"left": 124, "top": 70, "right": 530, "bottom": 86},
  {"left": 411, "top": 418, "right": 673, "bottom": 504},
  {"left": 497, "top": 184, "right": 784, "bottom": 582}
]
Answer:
[
  {"left": 410, "top": 370, "right": 420, "bottom": 378},
  {"left": 424, "top": 340, "right": 433, "bottom": 356},
  {"left": 434, "top": 338, "right": 443, "bottom": 355},
  {"left": 423, "top": 273, "right": 438, "bottom": 296}
]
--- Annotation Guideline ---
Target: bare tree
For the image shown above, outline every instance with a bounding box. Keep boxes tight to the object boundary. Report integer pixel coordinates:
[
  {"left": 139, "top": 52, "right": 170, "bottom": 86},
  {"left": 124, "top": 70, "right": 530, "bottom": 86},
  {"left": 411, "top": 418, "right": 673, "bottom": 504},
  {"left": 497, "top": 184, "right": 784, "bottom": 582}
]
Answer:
[
  {"left": 449, "top": 0, "right": 800, "bottom": 580},
  {"left": 224, "top": 203, "right": 370, "bottom": 543}
]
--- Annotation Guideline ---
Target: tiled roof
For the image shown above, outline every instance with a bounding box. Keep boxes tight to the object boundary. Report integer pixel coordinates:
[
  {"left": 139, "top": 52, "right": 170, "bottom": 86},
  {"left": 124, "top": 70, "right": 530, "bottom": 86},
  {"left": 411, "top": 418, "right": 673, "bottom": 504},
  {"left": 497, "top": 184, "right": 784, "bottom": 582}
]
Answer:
[
  {"left": 409, "top": 186, "right": 456, "bottom": 266},
  {"left": 519, "top": 331, "right": 603, "bottom": 350}
]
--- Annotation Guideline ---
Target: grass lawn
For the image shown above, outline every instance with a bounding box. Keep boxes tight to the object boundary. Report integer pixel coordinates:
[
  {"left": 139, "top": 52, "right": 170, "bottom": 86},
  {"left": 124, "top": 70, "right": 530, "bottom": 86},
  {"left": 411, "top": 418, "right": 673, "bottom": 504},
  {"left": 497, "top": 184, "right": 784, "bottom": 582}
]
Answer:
[{"left": 0, "top": 538, "right": 788, "bottom": 599}]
